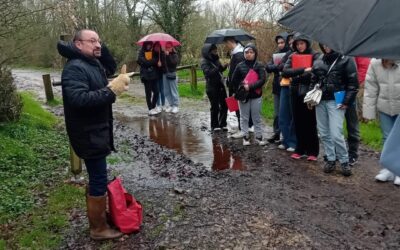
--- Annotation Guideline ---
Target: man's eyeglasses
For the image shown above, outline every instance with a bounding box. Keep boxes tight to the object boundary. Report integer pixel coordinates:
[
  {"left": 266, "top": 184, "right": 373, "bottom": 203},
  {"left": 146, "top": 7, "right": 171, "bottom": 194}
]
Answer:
[{"left": 78, "top": 39, "right": 101, "bottom": 44}]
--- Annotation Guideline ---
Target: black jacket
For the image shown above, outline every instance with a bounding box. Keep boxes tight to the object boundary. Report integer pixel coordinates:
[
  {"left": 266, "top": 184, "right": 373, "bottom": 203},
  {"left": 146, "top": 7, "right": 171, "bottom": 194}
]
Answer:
[
  {"left": 200, "top": 44, "right": 227, "bottom": 91},
  {"left": 266, "top": 32, "right": 290, "bottom": 95},
  {"left": 227, "top": 44, "right": 245, "bottom": 89},
  {"left": 161, "top": 51, "right": 179, "bottom": 73},
  {"left": 137, "top": 42, "right": 160, "bottom": 81},
  {"left": 311, "top": 51, "right": 359, "bottom": 105},
  {"left": 282, "top": 33, "right": 320, "bottom": 96},
  {"left": 57, "top": 41, "right": 117, "bottom": 160},
  {"left": 231, "top": 44, "right": 267, "bottom": 99}
]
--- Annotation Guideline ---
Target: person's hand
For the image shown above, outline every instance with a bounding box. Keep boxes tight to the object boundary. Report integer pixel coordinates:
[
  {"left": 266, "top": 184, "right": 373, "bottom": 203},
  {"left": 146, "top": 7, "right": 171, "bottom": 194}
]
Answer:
[
  {"left": 304, "top": 67, "right": 312, "bottom": 72},
  {"left": 107, "top": 64, "right": 130, "bottom": 96},
  {"left": 157, "top": 61, "right": 162, "bottom": 67},
  {"left": 244, "top": 84, "right": 249, "bottom": 91},
  {"left": 337, "top": 104, "right": 348, "bottom": 110},
  {"left": 165, "top": 50, "right": 170, "bottom": 55}
]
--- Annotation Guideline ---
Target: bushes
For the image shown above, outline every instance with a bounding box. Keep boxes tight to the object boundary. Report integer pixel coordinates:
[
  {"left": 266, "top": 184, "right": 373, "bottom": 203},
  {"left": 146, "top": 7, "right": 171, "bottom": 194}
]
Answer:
[{"left": 0, "top": 66, "right": 22, "bottom": 122}]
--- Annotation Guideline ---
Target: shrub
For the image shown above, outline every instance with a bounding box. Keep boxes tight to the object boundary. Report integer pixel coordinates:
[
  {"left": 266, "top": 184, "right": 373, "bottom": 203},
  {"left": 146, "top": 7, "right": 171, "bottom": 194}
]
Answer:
[{"left": 0, "top": 66, "right": 23, "bottom": 122}]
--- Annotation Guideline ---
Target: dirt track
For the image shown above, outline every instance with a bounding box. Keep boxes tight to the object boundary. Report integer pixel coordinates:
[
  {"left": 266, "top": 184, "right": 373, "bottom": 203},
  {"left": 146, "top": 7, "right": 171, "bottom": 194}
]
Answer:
[{"left": 13, "top": 69, "right": 400, "bottom": 249}]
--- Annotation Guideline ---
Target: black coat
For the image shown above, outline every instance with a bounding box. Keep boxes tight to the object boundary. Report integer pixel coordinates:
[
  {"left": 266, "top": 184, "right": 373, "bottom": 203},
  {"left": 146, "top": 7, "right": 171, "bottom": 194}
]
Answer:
[
  {"left": 57, "top": 41, "right": 117, "bottom": 160},
  {"left": 311, "top": 53, "right": 359, "bottom": 105},
  {"left": 200, "top": 44, "right": 227, "bottom": 91},
  {"left": 161, "top": 51, "right": 179, "bottom": 73},
  {"left": 231, "top": 44, "right": 267, "bottom": 99},
  {"left": 227, "top": 46, "right": 245, "bottom": 89},
  {"left": 137, "top": 45, "right": 160, "bottom": 81}
]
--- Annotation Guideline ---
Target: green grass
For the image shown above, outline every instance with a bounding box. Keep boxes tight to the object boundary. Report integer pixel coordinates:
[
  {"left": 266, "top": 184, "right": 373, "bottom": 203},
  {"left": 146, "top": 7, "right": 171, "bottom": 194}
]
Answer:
[
  {"left": 0, "top": 92, "right": 69, "bottom": 223},
  {"left": 178, "top": 82, "right": 206, "bottom": 100},
  {"left": 0, "top": 92, "right": 84, "bottom": 249},
  {"left": 177, "top": 68, "right": 204, "bottom": 80},
  {"left": 359, "top": 120, "right": 382, "bottom": 150},
  {"left": 47, "top": 97, "right": 63, "bottom": 107}
]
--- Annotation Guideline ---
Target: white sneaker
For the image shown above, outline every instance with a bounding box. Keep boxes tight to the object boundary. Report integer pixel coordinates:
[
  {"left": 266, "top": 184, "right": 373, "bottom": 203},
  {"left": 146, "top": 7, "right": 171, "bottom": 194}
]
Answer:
[
  {"left": 148, "top": 109, "right": 158, "bottom": 116},
  {"left": 171, "top": 106, "right": 179, "bottom": 114},
  {"left": 248, "top": 126, "right": 255, "bottom": 133},
  {"left": 161, "top": 106, "right": 167, "bottom": 112},
  {"left": 394, "top": 176, "right": 400, "bottom": 186},
  {"left": 231, "top": 131, "right": 244, "bottom": 139},
  {"left": 165, "top": 106, "right": 172, "bottom": 113},
  {"left": 256, "top": 138, "right": 267, "bottom": 146},
  {"left": 213, "top": 127, "right": 221, "bottom": 131},
  {"left": 278, "top": 144, "right": 286, "bottom": 150},
  {"left": 155, "top": 106, "right": 162, "bottom": 113},
  {"left": 375, "top": 168, "right": 395, "bottom": 182},
  {"left": 286, "top": 147, "right": 295, "bottom": 152},
  {"left": 243, "top": 138, "right": 251, "bottom": 146}
]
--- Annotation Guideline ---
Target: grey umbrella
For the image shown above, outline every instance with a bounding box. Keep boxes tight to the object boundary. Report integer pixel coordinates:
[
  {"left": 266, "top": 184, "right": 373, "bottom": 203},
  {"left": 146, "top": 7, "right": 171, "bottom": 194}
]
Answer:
[
  {"left": 278, "top": 0, "right": 400, "bottom": 59},
  {"left": 204, "top": 29, "right": 255, "bottom": 44}
]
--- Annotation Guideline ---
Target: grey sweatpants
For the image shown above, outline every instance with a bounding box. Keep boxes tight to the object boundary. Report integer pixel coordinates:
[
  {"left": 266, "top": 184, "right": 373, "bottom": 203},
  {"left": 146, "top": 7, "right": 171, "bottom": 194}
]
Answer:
[{"left": 239, "top": 97, "right": 263, "bottom": 139}]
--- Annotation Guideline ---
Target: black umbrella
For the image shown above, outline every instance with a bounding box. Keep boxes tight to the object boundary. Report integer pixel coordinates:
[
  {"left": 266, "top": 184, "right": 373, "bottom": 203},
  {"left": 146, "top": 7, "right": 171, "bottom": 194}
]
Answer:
[
  {"left": 278, "top": 0, "right": 400, "bottom": 59},
  {"left": 204, "top": 29, "right": 255, "bottom": 44}
]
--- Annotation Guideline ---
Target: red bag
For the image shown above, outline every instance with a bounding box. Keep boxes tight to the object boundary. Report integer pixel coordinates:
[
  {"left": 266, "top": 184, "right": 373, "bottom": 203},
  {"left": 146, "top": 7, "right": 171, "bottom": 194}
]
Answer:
[
  {"left": 107, "top": 178, "right": 143, "bottom": 234},
  {"left": 225, "top": 96, "right": 239, "bottom": 112},
  {"left": 243, "top": 69, "right": 261, "bottom": 95},
  {"left": 292, "top": 54, "right": 312, "bottom": 69}
]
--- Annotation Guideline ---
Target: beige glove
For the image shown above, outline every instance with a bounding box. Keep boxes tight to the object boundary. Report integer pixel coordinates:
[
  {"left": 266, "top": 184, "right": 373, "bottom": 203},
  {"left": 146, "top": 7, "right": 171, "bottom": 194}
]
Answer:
[{"left": 107, "top": 64, "right": 130, "bottom": 96}]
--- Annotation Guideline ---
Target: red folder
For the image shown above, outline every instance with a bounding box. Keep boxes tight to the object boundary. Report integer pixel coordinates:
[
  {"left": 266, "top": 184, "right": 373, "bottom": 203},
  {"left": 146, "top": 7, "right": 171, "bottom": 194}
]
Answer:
[
  {"left": 292, "top": 54, "right": 312, "bottom": 69},
  {"left": 243, "top": 69, "right": 261, "bottom": 95},
  {"left": 225, "top": 96, "right": 239, "bottom": 112}
]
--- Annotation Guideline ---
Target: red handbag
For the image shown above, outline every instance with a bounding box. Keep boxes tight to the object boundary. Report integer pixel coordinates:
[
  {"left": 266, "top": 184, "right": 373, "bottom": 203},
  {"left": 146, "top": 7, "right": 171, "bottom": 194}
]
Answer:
[
  {"left": 225, "top": 96, "right": 239, "bottom": 112},
  {"left": 107, "top": 177, "right": 143, "bottom": 234}
]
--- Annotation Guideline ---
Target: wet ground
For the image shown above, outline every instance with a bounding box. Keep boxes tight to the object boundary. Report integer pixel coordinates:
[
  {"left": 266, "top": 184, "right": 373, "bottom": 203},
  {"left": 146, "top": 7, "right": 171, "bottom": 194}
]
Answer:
[{"left": 12, "top": 69, "right": 400, "bottom": 249}]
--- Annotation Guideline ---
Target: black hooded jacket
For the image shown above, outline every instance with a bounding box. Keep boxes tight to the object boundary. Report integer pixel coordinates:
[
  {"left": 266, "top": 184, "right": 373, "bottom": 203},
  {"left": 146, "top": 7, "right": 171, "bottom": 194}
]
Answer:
[
  {"left": 57, "top": 41, "right": 117, "bottom": 159},
  {"left": 266, "top": 32, "right": 290, "bottom": 95},
  {"left": 282, "top": 33, "right": 320, "bottom": 96},
  {"left": 137, "top": 41, "right": 160, "bottom": 81},
  {"left": 310, "top": 45, "right": 359, "bottom": 105},
  {"left": 200, "top": 44, "right": 227, "bottom": 91},
  {"left": 231, "top": 44, "right": 267, "bottom": 99},
  {"left": 227, "top": 43, "right": 245, "bottom": 89}
]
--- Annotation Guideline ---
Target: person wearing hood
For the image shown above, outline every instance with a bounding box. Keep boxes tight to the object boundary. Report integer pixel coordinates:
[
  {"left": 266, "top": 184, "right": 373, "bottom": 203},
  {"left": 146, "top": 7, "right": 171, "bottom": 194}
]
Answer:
[
  {"left": 161, "top": 41, "right": 180, "bottom": 113},
  {"left": 277, "top": 32, "right": 297, "bottom": 152},
  {"left": 363, "top": 58, "right": 400, "bottom": 185},
  {"left": 282, "top": 33, "right": 320, "bottom": 161},
  {"left": 311, "top": 44, "right": 358, "bottom": 176},
  {"left": 137, "top": 41, "right": 161, "bottom": 115},
  {"left": 265, "top": 32, "right": 290, "bottom": 143},
  {"left": 200, "top": 44, "right": 229, "bottom": 131},
  {"left": 224, "top": 37, "right": 254, "bottom": 137},
  {"left": 58, "top": 29, "right": 129, "bottom": 240},
  {"left": 231, "top": 44, "right": 267, "bottom": 146}
]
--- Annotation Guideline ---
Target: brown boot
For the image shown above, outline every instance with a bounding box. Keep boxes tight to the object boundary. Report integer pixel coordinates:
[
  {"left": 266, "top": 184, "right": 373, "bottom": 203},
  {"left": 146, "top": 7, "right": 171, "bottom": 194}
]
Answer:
[{"left": 86, "top": 194, "right": 123, "bottom": 240}]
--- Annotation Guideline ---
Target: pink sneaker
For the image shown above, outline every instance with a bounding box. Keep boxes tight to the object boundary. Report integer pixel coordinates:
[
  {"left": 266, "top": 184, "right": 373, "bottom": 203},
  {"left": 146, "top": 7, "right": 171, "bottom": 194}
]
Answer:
[
  {"left": 307, "top": 155, "right": 318, "bottom": 161},
  {"left": 291, "top": 153, "right": 302, "bottom": 160}
]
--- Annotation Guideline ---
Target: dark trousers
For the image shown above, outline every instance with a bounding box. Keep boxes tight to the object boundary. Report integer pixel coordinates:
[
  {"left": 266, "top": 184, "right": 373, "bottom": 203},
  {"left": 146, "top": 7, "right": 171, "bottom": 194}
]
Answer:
[
  {"left": 207, "top": 87, "right": 228, "bottom": 129},
  {"left": 228, "top": 87, "right": 253, "bottom": 130},
  {"left": 291, "top": 88, "right": 319, "bottom": 156},
  {"left": 84, "top": 157, "right": 107, "bottom": 196},
  {"left": 345, "top": 102, "right": 360, "bottom": 159},
  {"left": 143, "top": 79, "right": 159, "bottom": 110},
  {"left": 273, "top": 93, "right": 281, "bottom": 135}
]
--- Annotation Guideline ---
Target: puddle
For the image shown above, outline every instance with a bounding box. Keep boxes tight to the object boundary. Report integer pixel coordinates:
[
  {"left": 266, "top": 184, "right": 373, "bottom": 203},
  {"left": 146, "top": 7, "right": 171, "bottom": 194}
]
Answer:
[{"left": 115, "top": 111, "right": 246, "bottom": 171}]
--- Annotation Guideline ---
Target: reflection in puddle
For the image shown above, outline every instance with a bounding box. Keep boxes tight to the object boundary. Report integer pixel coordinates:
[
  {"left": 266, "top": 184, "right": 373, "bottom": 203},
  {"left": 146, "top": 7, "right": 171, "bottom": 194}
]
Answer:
[{"left": 120, "top": 112, "right": 246, "bottom": 171}]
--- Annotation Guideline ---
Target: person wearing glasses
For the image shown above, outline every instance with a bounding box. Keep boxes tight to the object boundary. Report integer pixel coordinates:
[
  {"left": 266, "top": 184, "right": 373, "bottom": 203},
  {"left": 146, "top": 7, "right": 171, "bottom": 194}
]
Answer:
[{"left": 58, "top": 29, "right": 129, "bottom": 240}]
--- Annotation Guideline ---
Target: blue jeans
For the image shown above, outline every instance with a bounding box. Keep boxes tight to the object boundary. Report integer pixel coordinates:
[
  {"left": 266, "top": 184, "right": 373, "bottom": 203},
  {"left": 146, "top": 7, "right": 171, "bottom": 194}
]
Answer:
[
  {"left": 84, "top": 158, "right": 108, "bottom": 196},
  {"left": 379, "top": 112, "right": 399, "bottom": 143},
  {"left": 163, "top": 74, "right": 180, "bottom": 107},
  {"left": 156, "top": 77, "right": 165, "bottom": 106},
  {"left": 279, "top": 87, "right": 296, "bottom": 148},
  {"left": 316, "top": 100, "right": 348, "bottom": 163}
]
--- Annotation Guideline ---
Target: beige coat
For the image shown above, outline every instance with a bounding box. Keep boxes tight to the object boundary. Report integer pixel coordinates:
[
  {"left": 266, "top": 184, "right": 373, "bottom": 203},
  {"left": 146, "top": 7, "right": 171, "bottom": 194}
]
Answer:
[{"left": 363, "top": 59, "right": 400, "bottom": 120}]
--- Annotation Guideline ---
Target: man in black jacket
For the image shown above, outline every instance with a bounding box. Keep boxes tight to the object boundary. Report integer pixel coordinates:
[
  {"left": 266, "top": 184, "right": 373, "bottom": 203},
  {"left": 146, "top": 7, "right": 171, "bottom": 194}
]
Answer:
[{"left": 58, "top": 29, "right": 129, "bottom": 240}]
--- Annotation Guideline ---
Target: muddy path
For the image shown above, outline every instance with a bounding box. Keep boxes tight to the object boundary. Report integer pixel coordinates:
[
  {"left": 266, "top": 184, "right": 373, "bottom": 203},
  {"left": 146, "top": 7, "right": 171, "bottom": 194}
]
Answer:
[{"left": 12, "top": 69, "right": 400, "bottom": 249}]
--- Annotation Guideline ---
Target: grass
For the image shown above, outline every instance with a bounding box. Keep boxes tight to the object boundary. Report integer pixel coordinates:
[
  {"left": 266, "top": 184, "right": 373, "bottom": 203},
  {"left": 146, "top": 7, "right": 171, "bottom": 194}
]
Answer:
[
  {"left": 177, "top": 81, "right": 206, "bottom": 100},
  {"left": 0, "top": 92, "right": 84, "bottom": 249},
  {"left": 359, "top": 120, "right": 382, "bottom": 150}
]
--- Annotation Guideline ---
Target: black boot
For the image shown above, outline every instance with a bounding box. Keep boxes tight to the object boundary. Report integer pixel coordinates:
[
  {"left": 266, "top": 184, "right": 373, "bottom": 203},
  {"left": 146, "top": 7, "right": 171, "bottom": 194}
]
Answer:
[{"left": 267, "top": 133, "right": 280, "bottom": 143}]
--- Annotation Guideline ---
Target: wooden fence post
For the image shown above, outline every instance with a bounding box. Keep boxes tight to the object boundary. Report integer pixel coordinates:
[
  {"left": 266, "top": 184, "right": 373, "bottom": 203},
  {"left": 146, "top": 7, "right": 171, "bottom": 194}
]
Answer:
[
  {"left": 42, "top": 74, "right": 54, "bottom": 102},
  {"left": 190, "top": 65, "right": 197, "bottom": 92}
]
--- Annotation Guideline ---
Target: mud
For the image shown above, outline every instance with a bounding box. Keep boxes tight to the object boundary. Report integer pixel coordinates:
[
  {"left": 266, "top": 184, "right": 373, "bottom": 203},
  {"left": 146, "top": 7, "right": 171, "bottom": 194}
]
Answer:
[{"left": 12, "top": 69, "right": 400, "bottom": 249}]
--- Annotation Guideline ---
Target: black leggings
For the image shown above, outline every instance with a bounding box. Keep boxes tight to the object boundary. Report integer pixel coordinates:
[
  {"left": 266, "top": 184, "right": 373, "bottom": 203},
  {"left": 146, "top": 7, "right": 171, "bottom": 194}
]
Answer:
[{"left": 143, "top": 79, "right": 159, "bottom": 110}]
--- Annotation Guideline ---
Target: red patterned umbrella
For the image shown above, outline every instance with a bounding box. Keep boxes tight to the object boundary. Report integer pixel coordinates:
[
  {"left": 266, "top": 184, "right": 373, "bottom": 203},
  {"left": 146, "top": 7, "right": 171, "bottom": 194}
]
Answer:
[{"left": 136, "top": 33, "right": 181, "bottom": 46}]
